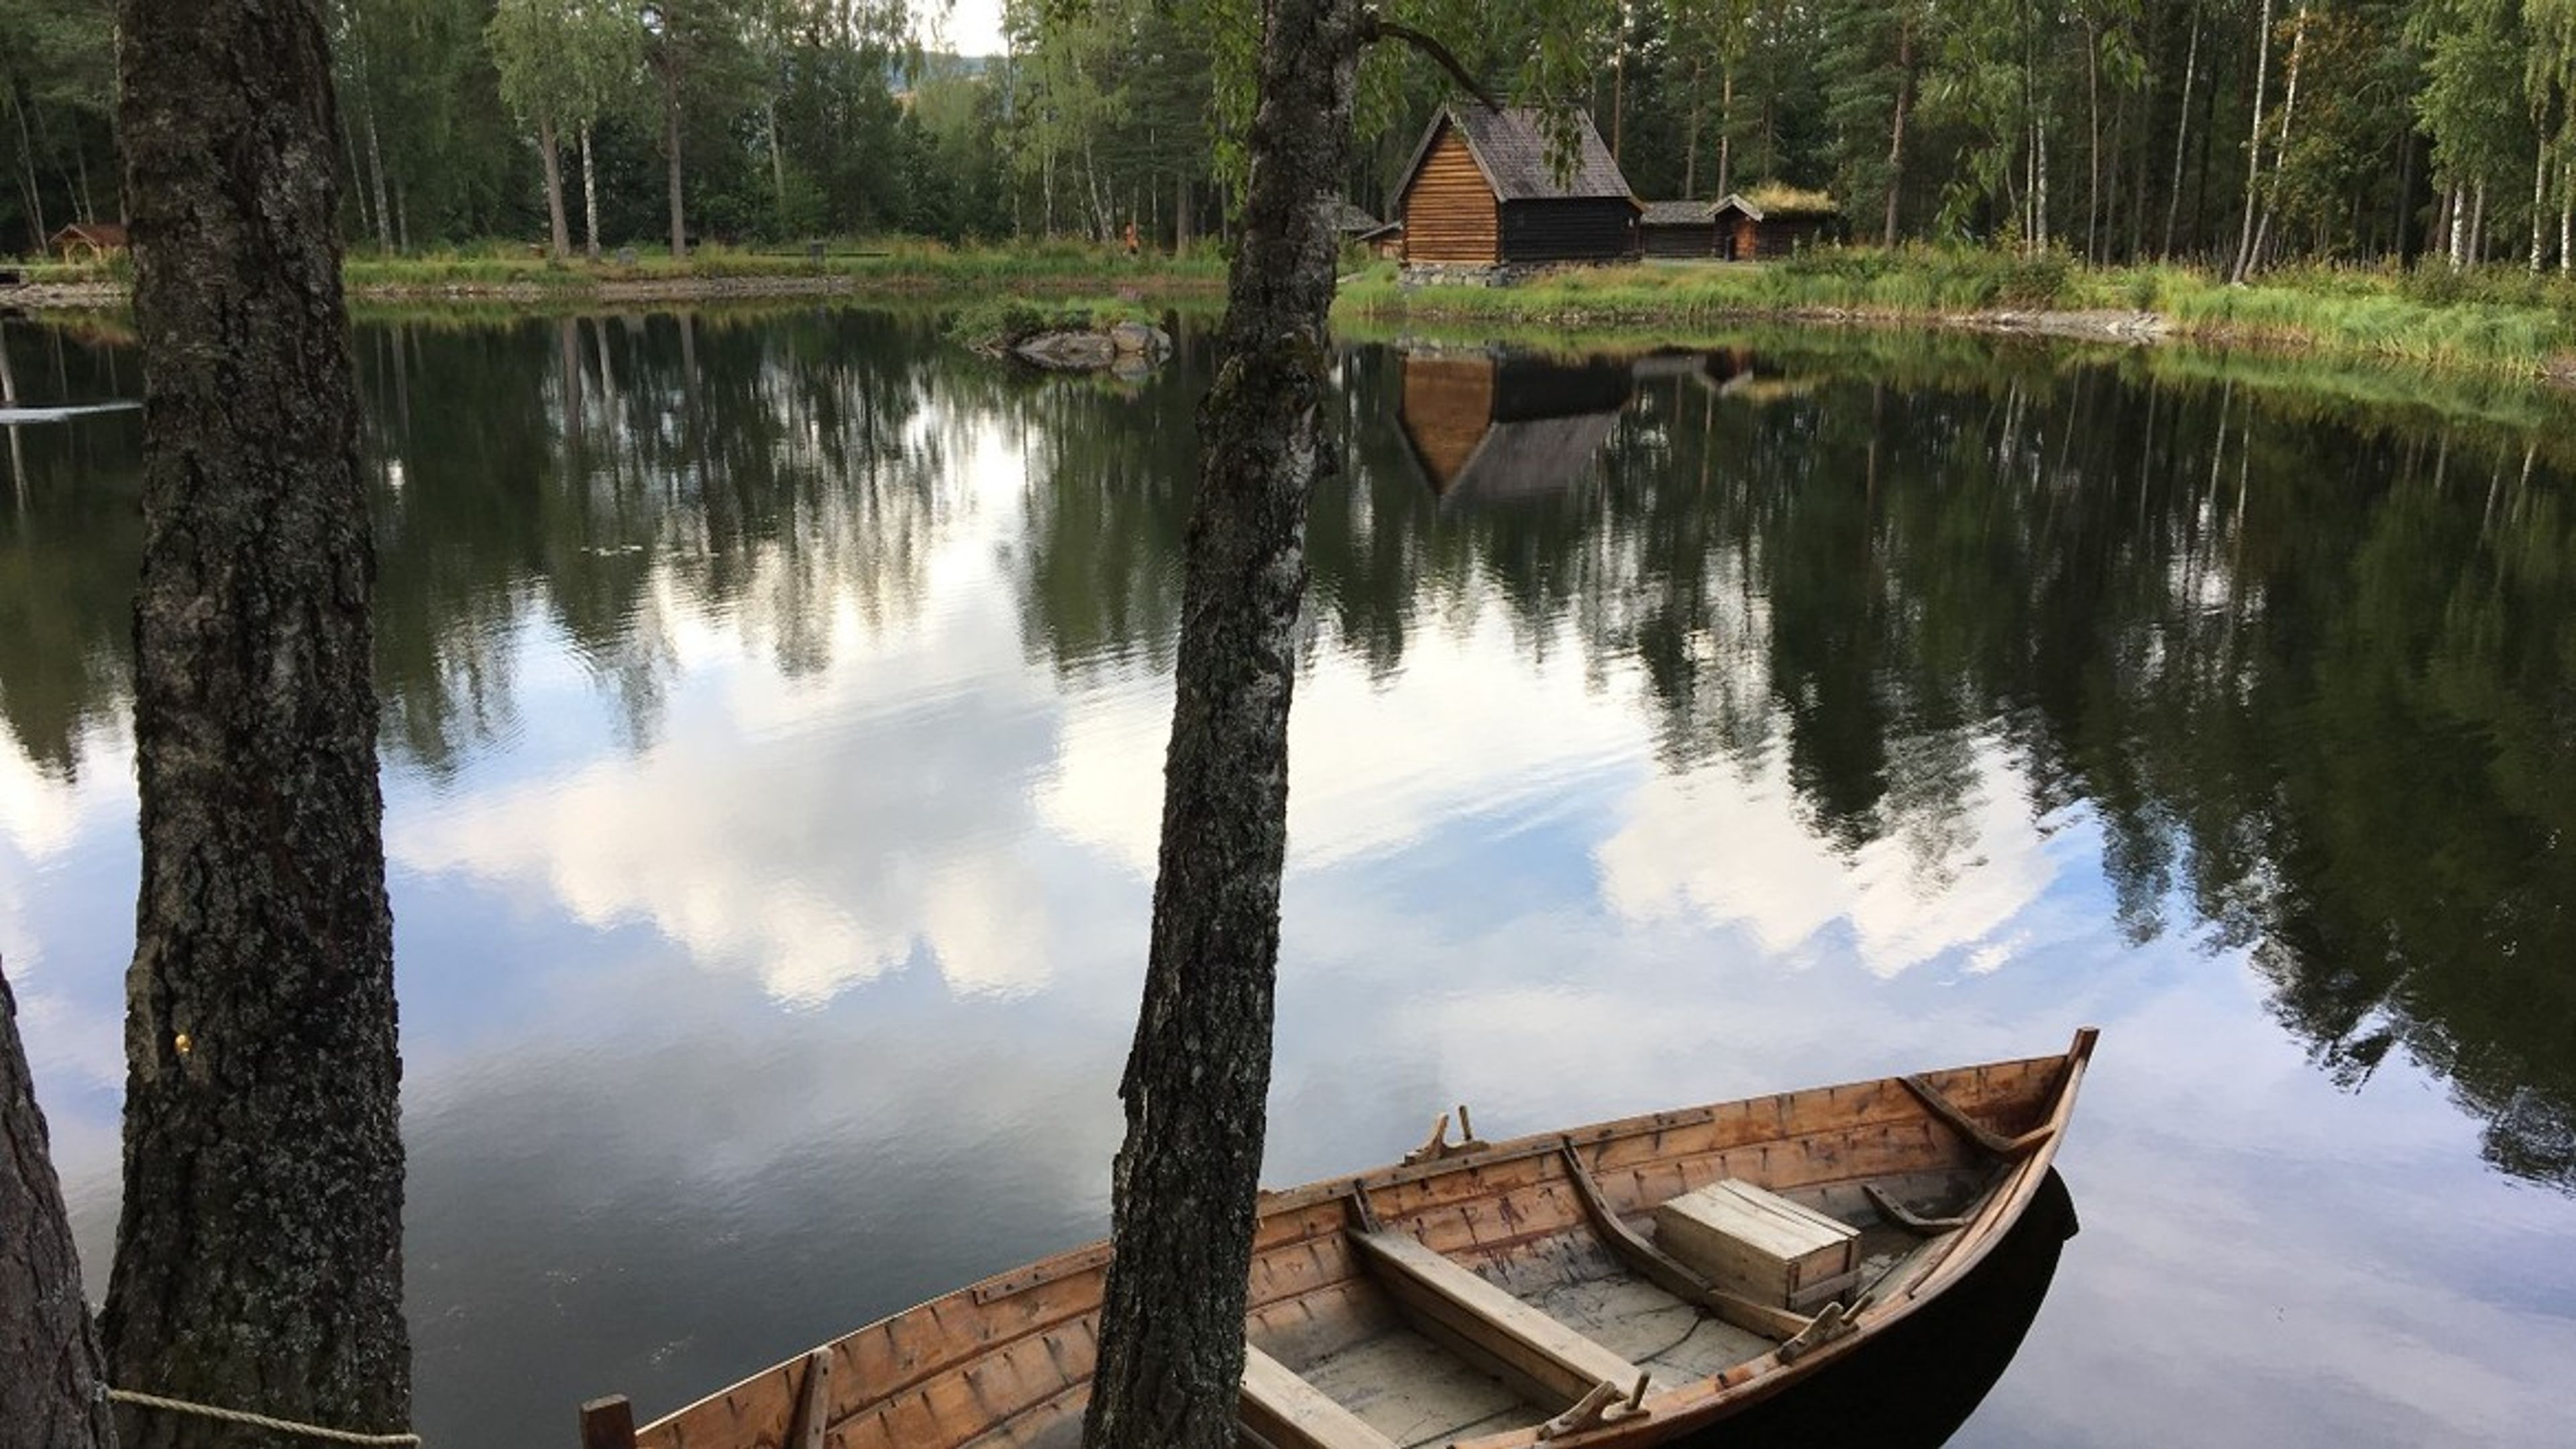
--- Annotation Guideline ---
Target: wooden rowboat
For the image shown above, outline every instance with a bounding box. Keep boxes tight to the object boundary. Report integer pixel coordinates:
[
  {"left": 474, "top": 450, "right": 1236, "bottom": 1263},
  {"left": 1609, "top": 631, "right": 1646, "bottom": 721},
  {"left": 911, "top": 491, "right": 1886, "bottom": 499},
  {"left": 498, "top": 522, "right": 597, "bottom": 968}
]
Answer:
[{"left": 580, "top": 1028, "right": 2097, "bottom": 1449}]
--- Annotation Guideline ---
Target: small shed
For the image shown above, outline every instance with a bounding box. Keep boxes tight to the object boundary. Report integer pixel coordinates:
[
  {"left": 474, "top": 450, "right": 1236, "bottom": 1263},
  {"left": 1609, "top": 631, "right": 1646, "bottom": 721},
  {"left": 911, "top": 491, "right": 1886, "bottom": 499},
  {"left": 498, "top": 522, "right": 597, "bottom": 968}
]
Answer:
[
  {"left": 1397, "top": 350, "right": 1634, "bottom": 506},
  {"left": 1394, "top": 105, "right": 1640, "bottom": 267},
  {"left": 1711, "top": 189, "right": 1837, "bottom": 261},
  {"left": 1330, "top": 200, "right": 1405, "bottom": 258},
  {"left": 48, "top": 222, "right": 128, "bottom": 264},
  {"left": 1638, "top": 201, "right": 1718, "bottom": 259}
]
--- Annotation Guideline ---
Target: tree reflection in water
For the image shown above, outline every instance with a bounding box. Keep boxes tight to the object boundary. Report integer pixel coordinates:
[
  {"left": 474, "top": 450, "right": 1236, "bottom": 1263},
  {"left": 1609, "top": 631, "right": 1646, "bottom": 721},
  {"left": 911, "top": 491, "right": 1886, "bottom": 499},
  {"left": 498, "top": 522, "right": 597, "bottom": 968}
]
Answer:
[{"left": 0, "top": 313, "right": 2569, "bottom": 1193}]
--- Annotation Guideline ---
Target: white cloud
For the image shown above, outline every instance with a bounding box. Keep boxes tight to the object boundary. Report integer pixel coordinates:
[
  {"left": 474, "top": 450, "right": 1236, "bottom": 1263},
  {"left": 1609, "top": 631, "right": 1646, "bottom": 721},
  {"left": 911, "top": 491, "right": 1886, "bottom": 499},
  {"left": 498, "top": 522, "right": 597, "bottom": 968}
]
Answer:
[
  {"left": 1040, "top": 600, "right": 1650, "bottom": 877},
  {"left": 1597, "top": 734, "right": 2067, "bottom": 979}
]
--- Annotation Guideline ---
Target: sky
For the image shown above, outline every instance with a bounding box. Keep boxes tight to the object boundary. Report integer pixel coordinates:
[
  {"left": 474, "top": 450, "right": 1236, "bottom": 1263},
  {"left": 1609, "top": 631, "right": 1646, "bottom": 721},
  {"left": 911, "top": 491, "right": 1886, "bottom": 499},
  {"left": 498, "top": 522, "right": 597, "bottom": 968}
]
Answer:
[{"left": 918, "top": 0, "right": 1008, "bottom": 58}]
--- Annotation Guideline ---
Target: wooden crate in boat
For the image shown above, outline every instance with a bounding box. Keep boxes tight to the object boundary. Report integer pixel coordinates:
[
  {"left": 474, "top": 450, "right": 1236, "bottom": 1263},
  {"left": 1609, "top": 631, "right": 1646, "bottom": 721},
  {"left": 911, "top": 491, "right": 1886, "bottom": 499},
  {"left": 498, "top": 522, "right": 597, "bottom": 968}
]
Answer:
[{"left": 1653, "top": 1179, "right": 1861, "bottom": 1310}]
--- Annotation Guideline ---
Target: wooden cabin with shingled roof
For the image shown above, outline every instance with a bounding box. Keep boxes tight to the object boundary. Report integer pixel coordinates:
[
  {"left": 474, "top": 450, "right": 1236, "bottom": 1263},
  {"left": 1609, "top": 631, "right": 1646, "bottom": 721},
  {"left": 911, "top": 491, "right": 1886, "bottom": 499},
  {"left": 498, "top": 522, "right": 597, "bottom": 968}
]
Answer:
[{"left": 1393, "top": 106, "right": 1640, "bottom": 268}]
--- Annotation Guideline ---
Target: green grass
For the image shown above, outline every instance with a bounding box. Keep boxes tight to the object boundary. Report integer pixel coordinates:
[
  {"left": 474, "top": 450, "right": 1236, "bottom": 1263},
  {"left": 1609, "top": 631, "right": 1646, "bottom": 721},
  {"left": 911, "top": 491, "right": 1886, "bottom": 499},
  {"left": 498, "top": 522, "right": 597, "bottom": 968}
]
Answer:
[
  {"left": 1336, "top": 248, "right": 2576, "bottom": 384},
  {"left": 943, "top": 293, "right": 1164, "bottom": 350},
  {"left": 334, "top": 236, "right": 1228, "bottom": 295}
]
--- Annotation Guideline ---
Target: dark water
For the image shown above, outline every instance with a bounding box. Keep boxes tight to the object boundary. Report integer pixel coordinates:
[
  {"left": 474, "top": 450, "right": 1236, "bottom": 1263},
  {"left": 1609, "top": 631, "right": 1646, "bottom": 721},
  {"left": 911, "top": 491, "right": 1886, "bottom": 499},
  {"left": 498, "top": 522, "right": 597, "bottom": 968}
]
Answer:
[{"left": 3, "top": 311, "right": 2573, "bottom": 1447}]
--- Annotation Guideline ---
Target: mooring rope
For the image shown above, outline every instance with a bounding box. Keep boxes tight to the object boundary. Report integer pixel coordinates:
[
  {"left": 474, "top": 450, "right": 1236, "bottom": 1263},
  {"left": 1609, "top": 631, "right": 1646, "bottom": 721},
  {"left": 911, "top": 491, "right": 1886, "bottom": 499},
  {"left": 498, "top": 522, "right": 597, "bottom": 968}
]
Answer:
[{"left": 107, "top": 1388, "right": 421, "bottom": 1446}]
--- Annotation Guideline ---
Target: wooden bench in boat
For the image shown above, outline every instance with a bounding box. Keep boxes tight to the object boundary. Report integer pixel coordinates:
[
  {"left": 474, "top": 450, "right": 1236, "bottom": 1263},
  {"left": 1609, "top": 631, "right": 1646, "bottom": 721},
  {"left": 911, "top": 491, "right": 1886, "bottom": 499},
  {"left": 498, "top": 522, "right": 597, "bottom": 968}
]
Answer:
[
  {"left": 1352, "top": 1229, "right": 1646, "bottom": 1408},
  {"left": 1240, "top": 1342, "right": 1397, "bottom": 1449}
]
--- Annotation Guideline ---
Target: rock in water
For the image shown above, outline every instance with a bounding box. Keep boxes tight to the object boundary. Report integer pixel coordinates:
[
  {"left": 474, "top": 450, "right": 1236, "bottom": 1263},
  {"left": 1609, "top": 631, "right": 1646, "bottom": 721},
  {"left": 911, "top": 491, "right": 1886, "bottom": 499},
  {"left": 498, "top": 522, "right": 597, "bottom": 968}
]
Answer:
[
  {"left": 1110, "top": 321, "right": 1173, "bottom": 360},
  {"left": 1014, "top": 331, "right": 1118, "bottom": 370}
]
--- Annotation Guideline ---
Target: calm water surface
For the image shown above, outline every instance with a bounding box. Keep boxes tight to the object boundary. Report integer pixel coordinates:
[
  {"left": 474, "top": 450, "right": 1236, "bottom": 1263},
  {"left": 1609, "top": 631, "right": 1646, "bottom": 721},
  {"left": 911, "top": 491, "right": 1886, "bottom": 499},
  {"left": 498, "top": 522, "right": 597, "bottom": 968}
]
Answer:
[{"left": 3, "top": 311, "right": 2573, "bottom": 1446}]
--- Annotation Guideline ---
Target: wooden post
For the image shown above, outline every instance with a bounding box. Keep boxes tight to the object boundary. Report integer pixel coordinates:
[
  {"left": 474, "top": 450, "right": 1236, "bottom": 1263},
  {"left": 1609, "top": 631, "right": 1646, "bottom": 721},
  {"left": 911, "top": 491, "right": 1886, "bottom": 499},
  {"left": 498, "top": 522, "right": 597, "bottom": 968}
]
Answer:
[{"left": 580, "top": 1395, "right": 637, "bottom": 1449}]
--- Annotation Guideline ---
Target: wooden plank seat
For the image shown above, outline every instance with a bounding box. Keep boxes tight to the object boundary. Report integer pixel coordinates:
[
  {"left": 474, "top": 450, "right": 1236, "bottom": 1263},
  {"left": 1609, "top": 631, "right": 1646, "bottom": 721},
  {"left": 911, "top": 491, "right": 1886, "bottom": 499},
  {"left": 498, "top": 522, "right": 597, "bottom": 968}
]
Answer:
[
  {"left": 1239, "top": 1342, "right": 1398, "bottom": 1449},
  {"left": 1352, "top": 1230, "right": 1646, "bottom": 1409}
]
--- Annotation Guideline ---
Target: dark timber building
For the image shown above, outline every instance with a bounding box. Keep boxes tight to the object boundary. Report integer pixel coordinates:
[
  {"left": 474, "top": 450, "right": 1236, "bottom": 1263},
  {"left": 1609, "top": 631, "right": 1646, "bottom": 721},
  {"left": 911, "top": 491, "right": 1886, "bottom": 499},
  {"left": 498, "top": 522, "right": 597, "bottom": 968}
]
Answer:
[
  {"left": 1638, "top": 201, "right": 1721, "bottom": 258},
  {"left": 1711, "top": 191, "right": 1839, "bottom": 260},
  {"left": 1393, "top": 106, "right": 1640, "bottom": 267}
]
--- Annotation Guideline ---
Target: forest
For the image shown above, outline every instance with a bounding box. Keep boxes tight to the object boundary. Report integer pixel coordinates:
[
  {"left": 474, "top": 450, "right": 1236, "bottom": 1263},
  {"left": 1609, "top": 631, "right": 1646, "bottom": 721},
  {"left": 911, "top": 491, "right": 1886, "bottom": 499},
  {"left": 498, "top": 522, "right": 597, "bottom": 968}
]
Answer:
[{"left": 4, "top": 2, "right": 2576, "bottom": 272}]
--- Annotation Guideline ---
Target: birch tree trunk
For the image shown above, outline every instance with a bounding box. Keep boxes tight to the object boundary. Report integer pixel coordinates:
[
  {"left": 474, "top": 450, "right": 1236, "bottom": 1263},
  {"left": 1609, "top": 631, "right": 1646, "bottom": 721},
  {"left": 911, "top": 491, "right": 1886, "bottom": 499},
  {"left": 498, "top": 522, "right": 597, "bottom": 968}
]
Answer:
[
  {"left": 580, "top": 123, "right": 601, "bottom": 261},
  {"left": 2233, "top": 0, "right": 2276, "bottom": 280},
  {"left": 103, "top": 3, "right": 409, "bottom": 1446},
  {"left": 1078, "top": 1, "right": 1366, "bottom": 1445},
  {"left": 539, "top": 111, "right": 570, "bottom": 261},
  {"left": 2531, "top": 135, "right": 2552, "bottom": 272},
  {"left": 2561, "top": 162, "right": 2571, "bottom": 274},
  {"left": 0, "top": 961, "right": 117, "bottom": 1449}
]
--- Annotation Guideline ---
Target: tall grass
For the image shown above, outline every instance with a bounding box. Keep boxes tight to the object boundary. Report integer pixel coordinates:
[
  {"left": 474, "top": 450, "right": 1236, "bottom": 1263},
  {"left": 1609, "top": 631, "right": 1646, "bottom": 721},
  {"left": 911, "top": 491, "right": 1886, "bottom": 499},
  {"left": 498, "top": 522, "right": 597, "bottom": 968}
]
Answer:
[{"left": 1338, "top": 248, "right": 2576, "bottom": 382}]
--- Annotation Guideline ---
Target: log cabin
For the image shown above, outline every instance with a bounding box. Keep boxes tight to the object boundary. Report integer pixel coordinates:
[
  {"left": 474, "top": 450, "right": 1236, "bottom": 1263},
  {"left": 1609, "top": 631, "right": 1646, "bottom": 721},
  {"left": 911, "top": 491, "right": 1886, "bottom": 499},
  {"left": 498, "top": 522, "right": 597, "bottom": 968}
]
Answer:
[
  {"left": 1711, "top": 189, "right": 1839, "bottom": 261},
  {"left": 1397, "top": 350, "right": 1635, "bottom": 506},
  {"left": 47, "top": 222, "right": 128, "bottom": 264},
  {"left": 1395, "top": 106, "right": 1641, "bottom": 268},
  {"left": 1638, "top": 201, "right": 1719, "bottom": 258}
]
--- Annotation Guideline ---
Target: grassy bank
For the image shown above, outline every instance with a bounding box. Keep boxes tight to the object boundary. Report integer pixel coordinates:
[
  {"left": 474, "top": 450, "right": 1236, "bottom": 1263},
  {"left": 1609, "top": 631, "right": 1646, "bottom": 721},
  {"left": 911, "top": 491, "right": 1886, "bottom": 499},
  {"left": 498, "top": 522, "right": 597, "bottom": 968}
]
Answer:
[
  {"left": 1334, "top": 249, "right": 2576, "bottom": 384},
  {"left": 8, "top": 236, "right": 1228, "bottom": 299}
]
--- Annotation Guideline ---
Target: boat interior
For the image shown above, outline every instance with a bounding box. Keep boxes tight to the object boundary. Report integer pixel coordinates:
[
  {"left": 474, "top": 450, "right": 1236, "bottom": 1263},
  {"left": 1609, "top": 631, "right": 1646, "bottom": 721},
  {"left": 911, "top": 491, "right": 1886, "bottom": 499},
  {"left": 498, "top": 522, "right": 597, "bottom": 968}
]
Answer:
[{"left": 619, "top": 1046, "right": 2083, "bottom": 1449}]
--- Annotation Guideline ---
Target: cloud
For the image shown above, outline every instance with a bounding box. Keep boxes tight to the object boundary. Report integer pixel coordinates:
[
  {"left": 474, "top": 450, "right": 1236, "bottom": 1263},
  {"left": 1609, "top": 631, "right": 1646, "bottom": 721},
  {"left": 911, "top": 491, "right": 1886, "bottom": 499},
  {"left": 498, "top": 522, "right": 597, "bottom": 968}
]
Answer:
[{"left": 1597, "top": 734, "right": 2070, "bottom": 979}]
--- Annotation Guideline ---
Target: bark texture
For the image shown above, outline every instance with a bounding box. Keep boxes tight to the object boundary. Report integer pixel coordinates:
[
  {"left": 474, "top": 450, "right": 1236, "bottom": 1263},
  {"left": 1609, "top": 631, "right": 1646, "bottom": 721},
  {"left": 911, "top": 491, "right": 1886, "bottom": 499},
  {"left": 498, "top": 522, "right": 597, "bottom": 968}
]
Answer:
[
  {"left": 102, "top": 3, "right": 409, "bottom": 1446},
  {"left": 1077, "top": 3, "right": 1364, "bottom": 1448},
  {"left": 1, "top": 962, "right": 117, "bottom": 1449}
]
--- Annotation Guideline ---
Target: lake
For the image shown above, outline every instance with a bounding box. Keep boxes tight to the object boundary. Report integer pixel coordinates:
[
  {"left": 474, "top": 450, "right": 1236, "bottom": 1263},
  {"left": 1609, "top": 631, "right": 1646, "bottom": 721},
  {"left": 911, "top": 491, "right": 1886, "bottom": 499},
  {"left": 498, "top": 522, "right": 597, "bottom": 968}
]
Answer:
[{"left": 3, "top": 309, "right": 2572, "bottom": 1446}]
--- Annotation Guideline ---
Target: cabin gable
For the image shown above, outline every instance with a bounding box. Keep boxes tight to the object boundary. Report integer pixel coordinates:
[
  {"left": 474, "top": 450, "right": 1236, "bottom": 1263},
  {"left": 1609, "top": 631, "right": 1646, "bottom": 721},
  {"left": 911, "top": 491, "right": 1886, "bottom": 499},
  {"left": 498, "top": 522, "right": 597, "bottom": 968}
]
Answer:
[{"left": 1400, "top": 126, "right": 1501, "bottom": 264}]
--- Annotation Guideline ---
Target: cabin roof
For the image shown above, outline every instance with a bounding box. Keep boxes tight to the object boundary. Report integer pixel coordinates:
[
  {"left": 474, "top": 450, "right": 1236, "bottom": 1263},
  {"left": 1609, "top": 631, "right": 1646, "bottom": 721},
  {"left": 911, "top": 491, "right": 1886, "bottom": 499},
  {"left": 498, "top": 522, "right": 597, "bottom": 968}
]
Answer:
[
  {"left": 1328, "top": 200, "right": 1385, "bottom": 233},
  {"left": 1711, "top": 189, "right": 1839, "bottom": 222},
  {"left": 48, "top": 221, "right": 128, "bottom": 248},
  {"left": 1638, "top": 201, "right": 1715, "bottom": 227},
  {"left": 1398, "top": 105, "right": 1638, "bottom": 208}
]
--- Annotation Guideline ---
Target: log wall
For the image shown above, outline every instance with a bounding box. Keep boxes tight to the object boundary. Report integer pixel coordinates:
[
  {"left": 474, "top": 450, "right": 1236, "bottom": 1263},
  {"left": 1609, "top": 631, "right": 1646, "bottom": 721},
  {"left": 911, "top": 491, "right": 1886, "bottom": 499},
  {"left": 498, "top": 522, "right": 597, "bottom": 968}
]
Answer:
[
  {"left": 1401, "top": 129, "right": 1499, "bottom": 264},
  {"left": 1499, "top": 200, "right": 1637, "bottom": 264}
]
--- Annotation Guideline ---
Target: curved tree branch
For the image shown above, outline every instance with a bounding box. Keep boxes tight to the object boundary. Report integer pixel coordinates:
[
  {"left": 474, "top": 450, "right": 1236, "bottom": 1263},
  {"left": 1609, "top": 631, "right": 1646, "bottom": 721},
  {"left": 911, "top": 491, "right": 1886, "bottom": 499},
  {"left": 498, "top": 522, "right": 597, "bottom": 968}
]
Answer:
[{"left": 1361, "top": 12, "right": 1499, "bottom": 111}]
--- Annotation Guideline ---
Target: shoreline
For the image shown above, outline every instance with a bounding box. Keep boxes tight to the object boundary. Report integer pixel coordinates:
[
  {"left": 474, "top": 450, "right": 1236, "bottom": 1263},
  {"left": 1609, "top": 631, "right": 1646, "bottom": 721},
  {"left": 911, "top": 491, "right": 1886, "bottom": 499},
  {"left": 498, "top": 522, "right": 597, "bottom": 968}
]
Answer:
[{"left": 13, "top": 258, "right": 2576, "bottom": 393}]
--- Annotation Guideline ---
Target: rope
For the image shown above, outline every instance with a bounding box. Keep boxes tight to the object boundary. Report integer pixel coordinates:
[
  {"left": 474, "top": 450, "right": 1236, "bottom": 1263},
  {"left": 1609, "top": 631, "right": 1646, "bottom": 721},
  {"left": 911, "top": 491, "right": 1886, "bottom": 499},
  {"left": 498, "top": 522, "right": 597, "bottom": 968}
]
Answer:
[{"left": 107, "top": 1388, "right": 421, "bottom": 1446}]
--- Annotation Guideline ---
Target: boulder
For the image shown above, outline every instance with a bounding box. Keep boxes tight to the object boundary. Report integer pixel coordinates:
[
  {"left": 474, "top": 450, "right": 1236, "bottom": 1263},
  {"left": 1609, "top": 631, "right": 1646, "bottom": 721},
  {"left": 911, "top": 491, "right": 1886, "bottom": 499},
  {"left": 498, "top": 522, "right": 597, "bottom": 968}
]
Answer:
[
  {"left": 1014, "top": 331, "right": 1118, "bottom": 370},
  {"left": 1109, "top": 321, "right": 1172, "bottom": 360}
]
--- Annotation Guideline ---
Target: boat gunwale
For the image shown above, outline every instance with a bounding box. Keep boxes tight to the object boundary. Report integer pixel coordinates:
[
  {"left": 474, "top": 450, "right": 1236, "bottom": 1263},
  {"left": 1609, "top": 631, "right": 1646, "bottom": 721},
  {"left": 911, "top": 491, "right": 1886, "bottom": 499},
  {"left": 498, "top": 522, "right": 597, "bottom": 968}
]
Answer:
[
  {"left": 1471, "top": 1026, "right": 2098, "bottom": 1446},
  {"left": 626, "top": 1030, "right": 2096, "bottom": 1448}
]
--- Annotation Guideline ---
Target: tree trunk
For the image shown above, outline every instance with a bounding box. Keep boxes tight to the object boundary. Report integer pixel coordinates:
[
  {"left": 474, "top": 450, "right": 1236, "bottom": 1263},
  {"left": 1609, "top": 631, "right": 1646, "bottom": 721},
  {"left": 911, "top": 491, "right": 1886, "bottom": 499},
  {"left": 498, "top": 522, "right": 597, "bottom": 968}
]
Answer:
[
  {"left": 580, "top": 123, "right": 601, "bottom": 262},
  {"left": 358, "top": 62, "right": 392, "bottom": 258},
  {"left": 9, "top": 87, "right": 48, "bottom": 253},
  {"left": 2544, "top": 163, "right": 2565, "bottom": 276},
  {"left": 0, "top": 961, "right": 117, "bottom": 1449},
  {"left": 2471, "top": 176, "right": 2487, "bottom": 264},
  {"left": 1611, "top": 6, "right": 1625, "bottom": 164},
  {"left": 662, "top": 64, "right": 688, "bottom": 260},
  {"left": 1885, "top": 16, "right": 1914, "bottom": 248},
  {"left": 2531, "top": 133, "right": 2551, "bottom": 273},
  {"left": 2233, "top": 0, "right": 2275, "bottom": 280},
  {"left": 766, "top": 96, "right": 788, "bottom": 231},
  {"left": 2447, "top": 182, "right": 2465, "bottom": 269},
  {"left": 1684, "top": 58, "right": 1701, "bottom": 200},
  {"left": 2085, "top": 21, "right": 2102, "bottom": 262},
  {"left": 1077, "top": 1, "right": 1364, "bottom": 1446},
  {"left": 1717, "top": 63, "right": 1734, "bottom": 201},
  {"left": 103, "top": 4, "right": 409, "bottom": 1448},
  {"left": 539, "top": 111, "right": 570, "bottom": 262}
]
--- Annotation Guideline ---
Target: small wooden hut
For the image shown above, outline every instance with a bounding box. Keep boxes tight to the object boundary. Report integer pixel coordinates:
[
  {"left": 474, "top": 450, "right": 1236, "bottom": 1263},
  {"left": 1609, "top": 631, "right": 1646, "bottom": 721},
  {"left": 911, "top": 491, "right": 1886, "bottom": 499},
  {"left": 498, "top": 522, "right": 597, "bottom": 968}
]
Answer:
[
  {"left": 1394, "top": 106, "right": 1640, "bottom": 267},
  {"left": 1711, "top": 189, "right": 1838, "bottom": 261},
  {"left": 48, "top": 221, "right": 128, "bottom": 263},
  {"left": 1638, "top": 201, "right": 1719, "bottom": 258},
  {"left": 1397, "top": 351, "right": 1635, "bottom": 506},
  {"left": 1330, "top": 200, "right": 1405, "bottom": 258}
]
